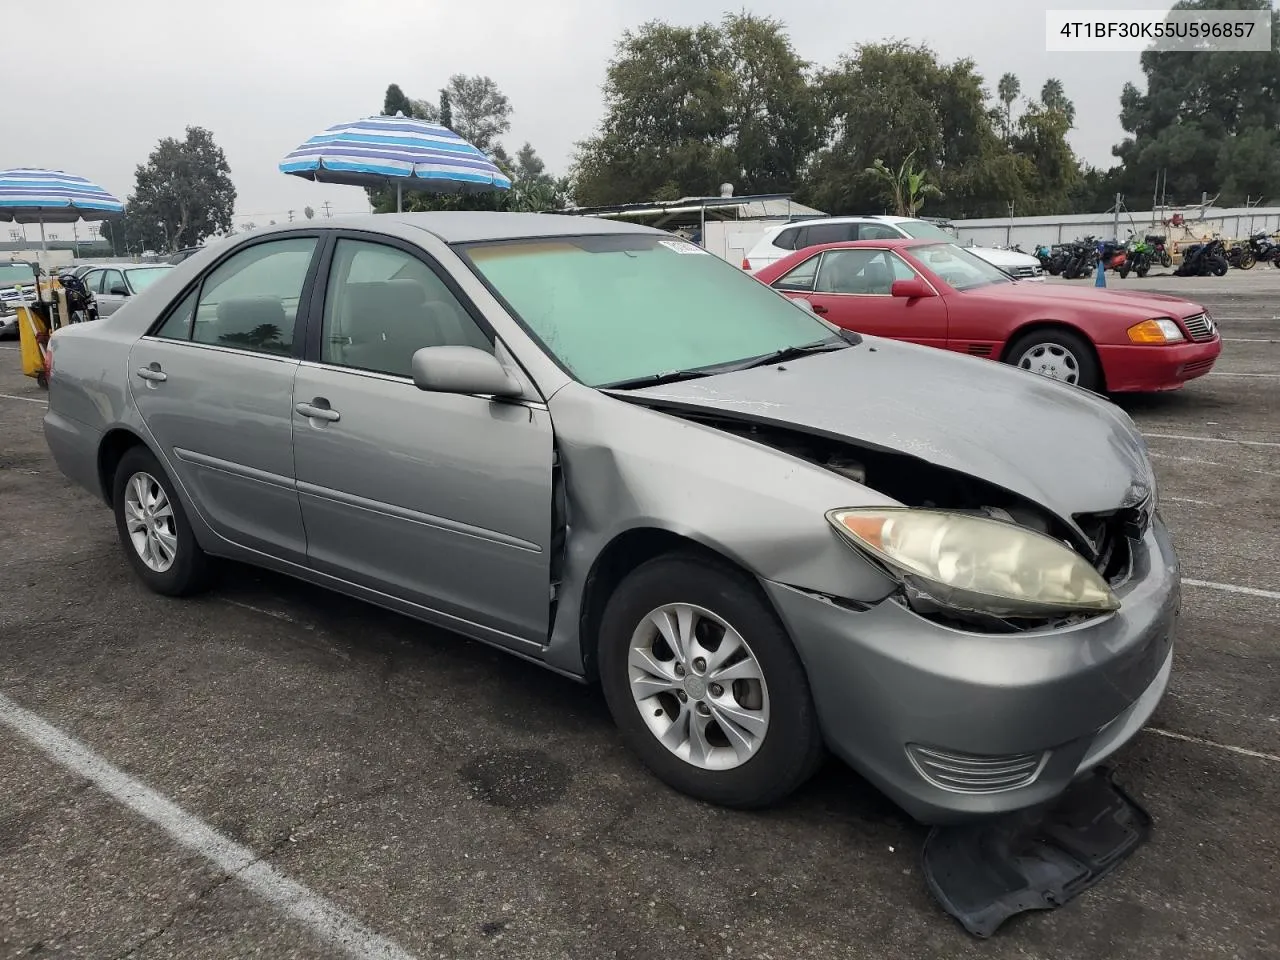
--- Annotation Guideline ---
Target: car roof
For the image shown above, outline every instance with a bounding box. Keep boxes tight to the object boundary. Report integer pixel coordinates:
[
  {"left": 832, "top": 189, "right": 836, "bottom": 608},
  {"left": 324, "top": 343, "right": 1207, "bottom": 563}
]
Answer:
[
  {"left": 82, "top": 262, "right": 172, "bottom": 270},
  {"left": 243, "top": 211, "right": 662, "bottom": 245},
  {"left": 753, "top": 238, "right": 943, "bottom": 277}
]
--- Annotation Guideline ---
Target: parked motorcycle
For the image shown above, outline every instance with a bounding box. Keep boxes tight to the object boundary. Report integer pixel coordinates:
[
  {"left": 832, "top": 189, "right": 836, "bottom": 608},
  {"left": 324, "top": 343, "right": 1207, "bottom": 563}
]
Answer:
[
  {"left": 1174, "top": 237, "right": 1229, "bottom": 277},
  {"left": 1061, "top": 237, "right": 1100, "bottom": 279},
  {"left": 1145, "top": 234, "right": 1173, "bottom": 268},
  {"left": 1119, "top": 237, "right": 1153, "bottom": 278},
  {"left": 1226, "top": 239, "right": 1256, "bottom": 270},
  {"left": 54, "top": 271, "right": 98, "bottom": 324},
  {"left": 1098, "top": 238, "right": 1127, "bottom": 272},
  {"left": 1241, "top": 232, "right": 1279, "bottom": 268}
]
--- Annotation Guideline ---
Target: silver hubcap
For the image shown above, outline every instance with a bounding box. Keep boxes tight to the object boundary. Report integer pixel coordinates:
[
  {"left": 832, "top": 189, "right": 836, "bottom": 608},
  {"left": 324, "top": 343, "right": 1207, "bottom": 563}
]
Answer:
[
  {"left": 627, "top": 603, "right": 770, "bottom": 771},
  {"left": 1016, "top": 343, "right": 1080, "bottom": 384},
  {"left": 123, "top": 471, "right": 178, "bottom": 573}
]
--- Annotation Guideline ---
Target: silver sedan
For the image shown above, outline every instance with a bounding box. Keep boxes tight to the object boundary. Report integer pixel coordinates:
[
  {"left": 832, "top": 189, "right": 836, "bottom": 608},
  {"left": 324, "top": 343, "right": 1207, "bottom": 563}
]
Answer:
[
  {"left": 42, "top": 214, "right": 1177, "bottom": 823},
  {"left": 80, "top": 262, "right": 173, "bottom": 316}
]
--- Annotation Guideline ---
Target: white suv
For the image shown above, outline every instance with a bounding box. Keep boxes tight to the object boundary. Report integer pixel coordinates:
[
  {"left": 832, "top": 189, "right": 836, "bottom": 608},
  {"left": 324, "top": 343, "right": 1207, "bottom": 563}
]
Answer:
[{"left": 742, "top": 215, "right": 1045, "bottom": 281}]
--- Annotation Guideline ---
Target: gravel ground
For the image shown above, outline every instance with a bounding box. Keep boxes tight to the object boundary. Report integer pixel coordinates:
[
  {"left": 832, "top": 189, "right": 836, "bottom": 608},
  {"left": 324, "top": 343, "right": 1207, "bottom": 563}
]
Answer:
[{"left": 0, "top": 268, "right": 1277, "bottom": 960}]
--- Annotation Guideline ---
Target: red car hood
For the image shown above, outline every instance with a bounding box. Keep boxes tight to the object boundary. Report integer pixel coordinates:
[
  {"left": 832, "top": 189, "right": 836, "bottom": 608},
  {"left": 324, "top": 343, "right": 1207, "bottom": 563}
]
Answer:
[{"left": 962, "top": 282, "right": 1205, "bottom": 318}]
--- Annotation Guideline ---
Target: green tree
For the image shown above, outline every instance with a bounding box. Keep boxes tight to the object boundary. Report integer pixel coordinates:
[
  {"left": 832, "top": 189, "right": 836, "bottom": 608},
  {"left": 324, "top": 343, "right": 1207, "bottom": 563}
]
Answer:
[
  {"left": 120, "top": 126, "right": 236, "bottom": 252},
  {"left": 1111, "top": 0, "right": 1280, "bottom": 205},
  {"left": 382, "top": 83, "right": 414, "bottom": 117},
  {"left": 997, "top": 72, "right": 1020, "bottom": 142},
  {"left": 802, "top": 42, "right": 1013, "bottom": 217},
  {"left": 438, "top": 89, "right": 453, "bottom": 130},
  {"left": 303, "top": 205, "right": 315, "bottom": 220},
  {"left": 573, "top": 14, "right": 820, "bottom": 205},
  {"left": 864, "top": 151, "right": 943, "bottom": 216},
  {"left": 1012, "top": 98, "right": 1079, "bottom": 214},
  {"left": 1040, "top": 78, "right": 1076, "bottom": 128}
]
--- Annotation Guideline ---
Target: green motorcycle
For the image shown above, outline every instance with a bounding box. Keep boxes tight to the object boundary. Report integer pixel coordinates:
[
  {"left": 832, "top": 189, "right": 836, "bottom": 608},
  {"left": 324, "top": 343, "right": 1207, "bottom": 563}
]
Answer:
[{"left": 1119, "top": 238, "right": 1153, "bottom": 279}]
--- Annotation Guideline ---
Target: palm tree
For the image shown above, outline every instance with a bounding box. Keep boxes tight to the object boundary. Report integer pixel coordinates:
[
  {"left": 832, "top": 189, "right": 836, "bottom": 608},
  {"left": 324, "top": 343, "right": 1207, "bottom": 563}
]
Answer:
[
  {"left": 997, "top": 72, "right": 1021, "bottom": 141},
  {"left": 1040, "top": 78, "right": 1076, "bottom": 127},
  {"left": 864, "top": 151, "right": 943, "bottom": 217}
]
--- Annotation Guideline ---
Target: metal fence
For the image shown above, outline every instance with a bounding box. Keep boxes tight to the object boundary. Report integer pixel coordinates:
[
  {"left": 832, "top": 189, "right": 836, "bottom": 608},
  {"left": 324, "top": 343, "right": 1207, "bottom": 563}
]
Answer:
[{"left": 952, "top": 206, "right": 1280, "bottom": 250}]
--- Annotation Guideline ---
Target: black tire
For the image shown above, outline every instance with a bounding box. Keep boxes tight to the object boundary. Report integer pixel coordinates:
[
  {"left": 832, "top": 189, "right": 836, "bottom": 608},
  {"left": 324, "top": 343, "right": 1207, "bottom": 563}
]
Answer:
[
  {"left": 1160, "top": 253, "right": 1172, "bottom": 268},
  {"left": 1118, "top": 264, "right": 1130, "bottom": 279},
  {"left": 597, "top": 553, "right": 824, "bottom": 809},
  {"left": 1238, "top": 252, "right": 1256, "bottom": 270},
  {"left": 1136, "top": 262, "right": 1150, "bottom": 278},
  {"left": 1005, "top": 327, "right": 1103, "bottom": 393},
  {"left": 1211, "top": 255, "right": 1228, "bottom": 277},
  {"left": 112, "top": 446, "right": 211, "bottom": 596}
]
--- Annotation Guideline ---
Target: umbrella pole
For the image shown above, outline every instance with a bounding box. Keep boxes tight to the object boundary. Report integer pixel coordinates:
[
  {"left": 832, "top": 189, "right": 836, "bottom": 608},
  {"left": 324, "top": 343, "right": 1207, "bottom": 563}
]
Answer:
[
  {"left": 396, "top": 181, "right": 403, "bottom": 213},
  {"left": 39, "top": 218, "right": 47, "bottom": 254}
]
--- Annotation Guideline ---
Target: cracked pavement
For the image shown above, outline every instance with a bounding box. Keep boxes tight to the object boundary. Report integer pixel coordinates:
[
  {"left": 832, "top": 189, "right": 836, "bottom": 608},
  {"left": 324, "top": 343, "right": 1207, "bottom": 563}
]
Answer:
[{"left": 1, "top": 268, "right": 1278, "bottom": 959}]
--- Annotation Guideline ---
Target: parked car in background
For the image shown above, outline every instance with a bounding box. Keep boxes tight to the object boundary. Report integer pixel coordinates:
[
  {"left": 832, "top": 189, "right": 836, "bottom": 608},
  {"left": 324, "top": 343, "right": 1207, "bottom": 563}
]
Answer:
[
  {"left": 754, "top": 238, "right": 1220, "bottom": 393},
  {"left": 168, "top": 246, "right": 204, "bottom": 265},
  {"left": 45, "top": 213, "right": 1177, "bottom": 825},
  {"left": 0, "top": 259, "right": 39, "bottom": 338},
  {"left": 743, "top": 215, "right": 1046, "bottom": 280},
  {"left": 80, "top": 263, "right": 173, "bottom": 316}
]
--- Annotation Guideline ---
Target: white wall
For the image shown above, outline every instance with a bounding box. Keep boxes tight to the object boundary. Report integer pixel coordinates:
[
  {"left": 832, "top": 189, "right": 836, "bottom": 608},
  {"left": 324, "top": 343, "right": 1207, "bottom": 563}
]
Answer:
[{"left": 952, "top": 207, "right": 1280, "bottom": 250}]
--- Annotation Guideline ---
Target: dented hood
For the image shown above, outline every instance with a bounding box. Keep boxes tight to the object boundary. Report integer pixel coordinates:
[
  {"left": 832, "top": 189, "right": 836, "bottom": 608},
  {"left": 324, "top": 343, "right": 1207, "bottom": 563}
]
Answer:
[{"left": 617, "top": 338, "right": 1152, "bottom": 522}]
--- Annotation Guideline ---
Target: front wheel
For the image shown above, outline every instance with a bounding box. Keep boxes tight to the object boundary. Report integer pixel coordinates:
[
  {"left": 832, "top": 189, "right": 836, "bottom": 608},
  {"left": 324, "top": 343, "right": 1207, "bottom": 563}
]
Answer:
[
  {"left": 1119, "top": 263, "right": 1131, "bottom": 279},
  {"left": 1238, "top": 251, "right": 1256, "bottom": 270},
  {"left": 1160, "top": 252, "right": 1173, "bottom": 268},
  {"left": 112, "top": 446, "right": 211, "bottom": 596},
  {"left": 1006, "top": 328, "right": 1103, "bottom": 393},
  {"left": 598, "top": 554, "right": 824, "bottom": 809},
  {"left": 1211, "top": 255, "right": 1229, "bottom": 277}
]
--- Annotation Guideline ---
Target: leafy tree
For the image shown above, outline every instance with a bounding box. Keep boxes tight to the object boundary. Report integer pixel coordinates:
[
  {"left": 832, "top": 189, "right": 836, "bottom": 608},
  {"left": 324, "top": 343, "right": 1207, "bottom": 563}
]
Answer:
[
  {"left": 303, "top": 206, "right": 315, "bottom": 220},
  {"left": 997, "top": 72, "right": 1020, "bottom": 141},
  {"left": 121, "top": 126, "right": 236, "bottom": 252},
  {"left": 1111, "top": 0, "right": 1280, "bottom": 205},
  {"left": 383, "top": 83, "right": 414, "bottom": 117},
  {"left": 1040, "top": 78, "right": 1075, "bottom": 128},
  {"left": 864, "top": 151, "right": 943, "bottom": 216},
  {"left": 438, "top": 90, "right": 453, "bottom": 130},
  {"left": 573, "top": 14, "right": 821, "bottom": 205}
]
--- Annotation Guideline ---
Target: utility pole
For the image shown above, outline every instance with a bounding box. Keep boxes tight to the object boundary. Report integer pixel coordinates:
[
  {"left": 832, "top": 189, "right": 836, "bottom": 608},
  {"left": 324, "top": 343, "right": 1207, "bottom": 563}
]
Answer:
[
  {"left": 287, "top": 209, "right": 295, "bottom": 223},
  {"left": 321, "top": 201, "right": 332, "bottom": 219},
  {"left": 1113, "top": 193, "right": 1122, "bottom": 241}
]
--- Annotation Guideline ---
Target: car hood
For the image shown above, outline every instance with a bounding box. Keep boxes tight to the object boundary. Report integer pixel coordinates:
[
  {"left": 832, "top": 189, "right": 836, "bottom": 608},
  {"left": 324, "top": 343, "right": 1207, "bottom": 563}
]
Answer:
[
  {"left": 963, "top": 281, "right": 1204, "bottom": 318},
  {"left": 616, "top": 338, "right": 1152, "bottom": 525},
  {"left": 969, "top": 246, "right": 1039, "bottom": 266}
]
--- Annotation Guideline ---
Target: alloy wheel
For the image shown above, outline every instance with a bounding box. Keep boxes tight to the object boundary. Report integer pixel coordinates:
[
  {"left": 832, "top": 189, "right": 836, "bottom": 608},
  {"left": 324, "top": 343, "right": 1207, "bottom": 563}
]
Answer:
[
  {"left": 123, "top": 471, "right": 178, "bottom": 573},
  {"left": 1016, "top": 343, "right": 1080, "bottom": 384},
  {"left": 627, "top": 603, "right": 770, "bottom": 771}
]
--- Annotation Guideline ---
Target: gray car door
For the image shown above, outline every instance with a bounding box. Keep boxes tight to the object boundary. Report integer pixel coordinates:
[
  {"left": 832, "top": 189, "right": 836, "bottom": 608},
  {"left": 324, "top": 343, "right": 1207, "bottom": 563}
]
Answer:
[
  {"left": 95, "top": 268, "right": 129, "bottom": 317},
  {"left": 291, "top": 235, "right": 555, "bottom": 651},
  {"left": 128, "top": 235, "right": 323, "bottom": 563}
]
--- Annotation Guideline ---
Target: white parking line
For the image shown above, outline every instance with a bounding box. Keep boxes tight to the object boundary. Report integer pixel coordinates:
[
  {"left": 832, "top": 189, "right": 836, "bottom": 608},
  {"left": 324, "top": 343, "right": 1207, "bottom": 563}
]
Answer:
[
  {"left": 1182, "top": 578, "right": 1280, "bottom": 602},
  {"left": 0, "top": 692, "right": 420, "bottom": 960},
  {"left": 1145, "top": 727, "right": 1280, "bottom": 764},
  {"left": 1211, "top": 372, "right": 1280, "bottom": 379},
  {"left": 1144, "top": 432, "right": 1280, "bottom": 449},
  {"left": 1164, "top": 496, "right": 1217, "bottom": 507},
  {"left": 1223, "top": 338, "right": 1279, "bottom": 343},
  {"left": 0, "top": 392, "right": 47, "bottom": 405}
]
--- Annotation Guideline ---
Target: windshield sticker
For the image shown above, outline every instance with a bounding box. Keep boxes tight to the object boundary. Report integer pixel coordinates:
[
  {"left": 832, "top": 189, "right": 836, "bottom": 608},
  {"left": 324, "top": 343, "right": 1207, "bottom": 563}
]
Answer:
[{"left": 658, "top": 239, "right": 710, "bottom": 255}]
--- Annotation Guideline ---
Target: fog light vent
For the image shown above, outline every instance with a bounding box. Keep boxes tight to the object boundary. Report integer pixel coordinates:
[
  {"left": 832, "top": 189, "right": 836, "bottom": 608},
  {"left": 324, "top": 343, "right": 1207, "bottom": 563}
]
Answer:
[{"left": 906, "top": 744, "right": 1047, "bottom": 794}]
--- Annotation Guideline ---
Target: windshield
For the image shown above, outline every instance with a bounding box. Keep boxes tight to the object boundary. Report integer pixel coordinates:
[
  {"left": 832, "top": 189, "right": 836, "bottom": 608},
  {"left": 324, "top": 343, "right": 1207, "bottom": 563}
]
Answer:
[
  {"left": 897, "top": 220, "right": 956, "bottom": 242},
  {"left": 910, "top": 242, "right": 1013, "bottom": 291},
  {"left": 125, "top": 266, "right": 170, "bottom": 292},
  {"left": 0, "top": 262, "right": 36, "bottom": 288},
  {"left": 461, "top": 234, "right": 839, "bottom": 387}
]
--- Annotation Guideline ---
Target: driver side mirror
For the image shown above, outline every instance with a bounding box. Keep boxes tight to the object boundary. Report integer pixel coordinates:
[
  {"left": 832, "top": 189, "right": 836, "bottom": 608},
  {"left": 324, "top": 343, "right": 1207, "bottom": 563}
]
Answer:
[
  {"left": 110, "top": 285, "right": 129, "bottom": 296},
  {"left": 410, "top": 346, "right": 523, "bottom": 398},
  {"left": 890, "top": 279, "right": 934, "bottom": 299}
]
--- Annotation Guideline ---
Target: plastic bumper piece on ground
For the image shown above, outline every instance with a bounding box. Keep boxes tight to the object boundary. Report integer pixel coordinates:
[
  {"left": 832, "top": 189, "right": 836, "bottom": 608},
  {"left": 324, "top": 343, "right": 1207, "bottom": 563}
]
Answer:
[{"left": 762, "top": 516, "right": 1180, "bottom": 825}]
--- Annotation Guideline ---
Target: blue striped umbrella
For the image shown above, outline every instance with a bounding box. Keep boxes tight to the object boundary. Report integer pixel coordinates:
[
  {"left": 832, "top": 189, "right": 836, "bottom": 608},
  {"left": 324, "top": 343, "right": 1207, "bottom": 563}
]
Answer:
[
  {"left": 280, "top": 113, "right": 512, "bottom": 212},
  {"left": 0, "top": 168, "right": 124, "bottom": 251}
]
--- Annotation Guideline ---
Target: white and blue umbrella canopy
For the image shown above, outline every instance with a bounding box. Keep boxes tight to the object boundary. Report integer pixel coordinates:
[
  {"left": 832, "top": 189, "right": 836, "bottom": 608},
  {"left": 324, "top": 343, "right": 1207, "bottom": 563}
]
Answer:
[
  {"left": 280, "top": 114, "right": 512, "bottom": 211},
  {"left": 0, "top": 168, "right": 124, "bottom": 224}
]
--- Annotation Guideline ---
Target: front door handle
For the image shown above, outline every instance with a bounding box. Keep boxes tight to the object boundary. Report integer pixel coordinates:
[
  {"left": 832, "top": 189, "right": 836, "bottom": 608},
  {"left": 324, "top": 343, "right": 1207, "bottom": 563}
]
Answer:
[
  {"left": 295, "top": 400, "right": 340, "bottom": 423},
  {"left": 811, "top": 304, "right": 829, "bottom": 315},
  {"left": 135, "top": 365, "right": 167, "bottom": 382}
]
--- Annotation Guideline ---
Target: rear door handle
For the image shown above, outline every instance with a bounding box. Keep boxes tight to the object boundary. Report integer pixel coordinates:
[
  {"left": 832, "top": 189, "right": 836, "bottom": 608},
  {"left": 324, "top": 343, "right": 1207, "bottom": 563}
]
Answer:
[
  {"left": 135, "top": 366, "right": 167, "bottom": 382},
  {"left": 295, "top": 401, "right": 340, "bottom": 423}
]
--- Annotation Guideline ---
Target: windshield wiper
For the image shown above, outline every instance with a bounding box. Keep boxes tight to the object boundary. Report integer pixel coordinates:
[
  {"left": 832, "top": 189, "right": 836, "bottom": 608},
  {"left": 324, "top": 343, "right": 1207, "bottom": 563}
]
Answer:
[
  {"left": 707, "top": 336, "right": 854, "bottom": 374},
  {"left": 602, "top": 368, "right": 719, "bottom": 390}
]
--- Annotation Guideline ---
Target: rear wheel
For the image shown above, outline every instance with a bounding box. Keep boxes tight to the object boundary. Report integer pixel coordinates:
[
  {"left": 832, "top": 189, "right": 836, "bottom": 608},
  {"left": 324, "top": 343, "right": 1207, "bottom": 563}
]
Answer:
[
  {"left": 1238, "top": 251, "right": 1256, "bottom": 270},
  {"left": 112, "top": 446, "right": 211, "bottom": 596},
  {"left": 598, "top": 554, "right": 824, "bottom": 809},
  {"left": 1211, "top": 255, "right": 1229, "bottom": 277},
  {"left": 1006, "top": 328, "right": 1103, "bottom": 393}
]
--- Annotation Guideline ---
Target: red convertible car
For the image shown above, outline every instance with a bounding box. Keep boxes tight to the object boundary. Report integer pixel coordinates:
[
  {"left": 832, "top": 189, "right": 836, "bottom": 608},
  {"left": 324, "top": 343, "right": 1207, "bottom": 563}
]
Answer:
[{"left": 753, "top": 238, "right": 1221, "bottom": 393}]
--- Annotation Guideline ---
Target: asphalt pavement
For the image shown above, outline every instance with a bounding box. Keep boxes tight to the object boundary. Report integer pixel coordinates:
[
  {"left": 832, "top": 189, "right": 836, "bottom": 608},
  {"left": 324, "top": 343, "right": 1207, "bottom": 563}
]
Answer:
[{"left": 0, "top": 266, "right": 1277, "bottom": 960}]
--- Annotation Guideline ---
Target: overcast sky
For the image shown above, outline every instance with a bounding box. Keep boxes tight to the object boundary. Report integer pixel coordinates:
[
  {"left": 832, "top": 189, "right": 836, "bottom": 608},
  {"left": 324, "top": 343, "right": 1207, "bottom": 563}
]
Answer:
[{"left": 11, "top": 0, "right": 1176, "bottom": 227}]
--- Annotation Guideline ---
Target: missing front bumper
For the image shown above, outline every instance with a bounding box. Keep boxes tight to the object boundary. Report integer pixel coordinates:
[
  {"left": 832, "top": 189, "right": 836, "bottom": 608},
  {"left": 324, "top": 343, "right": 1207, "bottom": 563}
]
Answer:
[{"left": 921, "top": 767, "right": 1151, "bottom": 937}]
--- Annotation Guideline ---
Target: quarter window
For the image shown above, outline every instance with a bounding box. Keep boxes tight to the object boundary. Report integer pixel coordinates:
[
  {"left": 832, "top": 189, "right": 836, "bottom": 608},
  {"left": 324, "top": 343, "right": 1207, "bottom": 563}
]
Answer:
[
  {"left": 320, "top": 239, "right": 491, "bottom": 378},
  {"left": 774, "top": 254, "right": 822, "bottom": 292},
  {"left": 189, "top": 237, "right": 318, "bottom": 355}
]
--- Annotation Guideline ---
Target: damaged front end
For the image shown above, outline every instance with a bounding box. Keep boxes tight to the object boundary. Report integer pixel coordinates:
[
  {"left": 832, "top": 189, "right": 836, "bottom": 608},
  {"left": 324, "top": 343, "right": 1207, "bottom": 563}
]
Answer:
[{"left": 657, "top": 407, "right": 1146, "bottom": 634}]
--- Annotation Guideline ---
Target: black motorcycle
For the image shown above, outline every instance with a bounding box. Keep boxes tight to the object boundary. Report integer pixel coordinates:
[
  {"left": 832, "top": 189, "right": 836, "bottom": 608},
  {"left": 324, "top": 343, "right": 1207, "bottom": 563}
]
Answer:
[
  {"left": 1242, "top": 232, "right": 1280, "bottom": 268},
  {"left": 1174, "top": 238, "right": 1229, "bottom": 277},
  {"left": 1061, "top": 237, "right": 1100, "bottom": 279},
  {"left": 1226, "top": 239, "right": 1256, "bottom": 270}
]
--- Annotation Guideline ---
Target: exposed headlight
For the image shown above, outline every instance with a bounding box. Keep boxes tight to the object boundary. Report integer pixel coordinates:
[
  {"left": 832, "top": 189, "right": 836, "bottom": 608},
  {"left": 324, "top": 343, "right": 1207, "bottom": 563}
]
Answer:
[
  {"left": 1127, "top": 318, "right": 1185, "bottom": 344},
  {"left": 827, "top": 507, "right": 1120, "bottom": 618}
]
